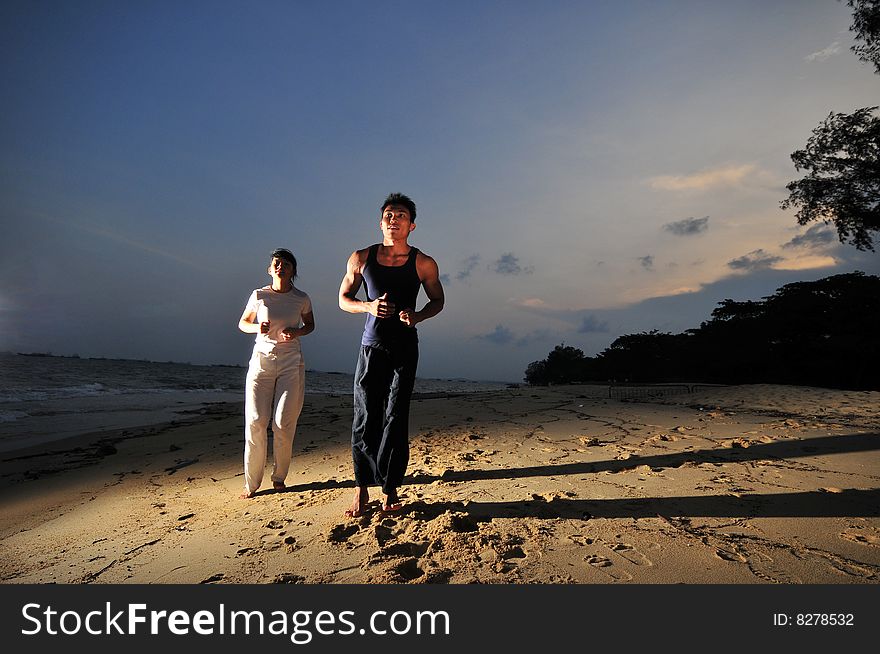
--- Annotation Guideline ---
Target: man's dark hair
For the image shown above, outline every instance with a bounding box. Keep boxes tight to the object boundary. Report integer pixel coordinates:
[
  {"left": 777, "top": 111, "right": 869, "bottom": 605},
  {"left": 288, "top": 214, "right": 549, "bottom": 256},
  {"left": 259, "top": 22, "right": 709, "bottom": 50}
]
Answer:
[
  {"left": 381, "top": 193, "right": 417, "bottom": 222},
  {"left": 270, "top": 247, "right": 297, "bottom": 279}
]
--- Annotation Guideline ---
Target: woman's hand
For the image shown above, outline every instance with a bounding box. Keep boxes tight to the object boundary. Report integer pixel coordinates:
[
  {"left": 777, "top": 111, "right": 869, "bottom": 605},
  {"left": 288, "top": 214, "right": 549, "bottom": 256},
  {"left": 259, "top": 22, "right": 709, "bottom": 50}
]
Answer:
[{"left": 279, "top": 327, "right": 299, "bottom": 341}]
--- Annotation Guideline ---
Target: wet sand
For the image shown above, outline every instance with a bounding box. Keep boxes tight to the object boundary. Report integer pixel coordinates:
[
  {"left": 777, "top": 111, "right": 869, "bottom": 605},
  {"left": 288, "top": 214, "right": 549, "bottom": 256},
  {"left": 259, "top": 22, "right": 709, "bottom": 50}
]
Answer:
[{"left": 1, "top": 384, "right": 878, "bottom": 584}]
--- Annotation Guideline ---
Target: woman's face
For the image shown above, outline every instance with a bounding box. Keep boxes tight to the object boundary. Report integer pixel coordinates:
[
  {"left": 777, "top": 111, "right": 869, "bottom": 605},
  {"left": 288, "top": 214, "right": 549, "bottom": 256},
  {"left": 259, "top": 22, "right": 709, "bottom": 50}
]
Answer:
[{"left": 268, "top": 256, "right": 294, "bottom": 282}]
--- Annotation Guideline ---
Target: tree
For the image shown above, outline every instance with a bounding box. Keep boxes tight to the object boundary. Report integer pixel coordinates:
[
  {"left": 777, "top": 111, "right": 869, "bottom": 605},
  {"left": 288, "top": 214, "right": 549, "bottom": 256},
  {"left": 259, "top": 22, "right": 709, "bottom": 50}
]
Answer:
[
  {"left": 543, "top": 344, "right": 587, "bottom": 384},
  {"left": 524, "top": 344, "right": 598, "bottom": 385},
  {"left": 780, "top": 107, "right": 880, "bottom": 251},
  {"left": 597, "top": 331, "right": 691, "bottom": 382},
  {"left": 849, "top": 0, "right": 880, "bottom": 73},
  {"left": 781, "top": 2, "right": 880, "bottom": 251},
  {"left": 525, "top": 273, "right": 880, "bottom": 389},
  {"left": 524, "top": 359, "right": 549, "bottom": 386}
]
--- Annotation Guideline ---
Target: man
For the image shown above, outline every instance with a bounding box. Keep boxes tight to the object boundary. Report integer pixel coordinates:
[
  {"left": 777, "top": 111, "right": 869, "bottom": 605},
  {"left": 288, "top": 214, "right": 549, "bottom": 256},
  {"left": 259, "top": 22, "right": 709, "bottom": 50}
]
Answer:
[{"left": 338, "top": 193, "right": 445, "bottom": 517}]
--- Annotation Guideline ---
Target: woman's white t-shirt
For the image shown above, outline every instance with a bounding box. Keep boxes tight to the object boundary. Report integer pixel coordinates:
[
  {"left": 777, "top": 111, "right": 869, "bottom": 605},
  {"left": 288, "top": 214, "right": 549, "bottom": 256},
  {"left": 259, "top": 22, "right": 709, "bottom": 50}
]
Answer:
[{"left": 244, "top": 285, "right": 311, "bottom": 355}]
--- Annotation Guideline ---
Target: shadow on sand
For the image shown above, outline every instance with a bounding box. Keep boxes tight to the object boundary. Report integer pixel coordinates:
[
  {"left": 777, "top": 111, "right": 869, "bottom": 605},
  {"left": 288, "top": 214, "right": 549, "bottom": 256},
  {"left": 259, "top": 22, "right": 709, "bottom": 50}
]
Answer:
[{"left": 279, "top": 431, "right": 880, "bottom": 518}]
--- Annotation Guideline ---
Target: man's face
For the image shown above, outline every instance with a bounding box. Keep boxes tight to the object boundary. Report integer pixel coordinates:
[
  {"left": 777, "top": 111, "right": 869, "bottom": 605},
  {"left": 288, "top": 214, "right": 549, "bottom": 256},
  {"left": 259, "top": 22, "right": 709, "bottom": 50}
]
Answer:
[{"left": 380, "top": 205, "right": 415, "bottom": 238}]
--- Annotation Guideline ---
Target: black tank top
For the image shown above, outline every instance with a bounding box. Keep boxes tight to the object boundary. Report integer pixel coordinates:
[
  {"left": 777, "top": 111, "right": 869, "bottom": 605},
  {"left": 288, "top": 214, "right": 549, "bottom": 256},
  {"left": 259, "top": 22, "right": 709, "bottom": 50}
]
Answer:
[{"left": 361, "top": 244, "right": 421, "bottom": 346}]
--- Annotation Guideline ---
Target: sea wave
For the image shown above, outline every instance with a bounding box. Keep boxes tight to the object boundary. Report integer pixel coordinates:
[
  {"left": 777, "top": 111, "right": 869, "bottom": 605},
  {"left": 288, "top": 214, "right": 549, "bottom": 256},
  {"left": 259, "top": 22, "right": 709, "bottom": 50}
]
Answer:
[
  {"left": 0, "top": 410, "right": 29, "bottom": 423},
  {"left": 0, "top": 384, "right": 237, "bottom": 404}
]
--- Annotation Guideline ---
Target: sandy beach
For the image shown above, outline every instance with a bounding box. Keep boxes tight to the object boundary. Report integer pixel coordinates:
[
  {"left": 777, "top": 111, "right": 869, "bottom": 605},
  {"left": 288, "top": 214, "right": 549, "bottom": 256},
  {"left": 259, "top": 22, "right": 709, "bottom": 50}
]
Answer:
[{"left": 1, "top": 383, "right": 878, "bottom": 584}]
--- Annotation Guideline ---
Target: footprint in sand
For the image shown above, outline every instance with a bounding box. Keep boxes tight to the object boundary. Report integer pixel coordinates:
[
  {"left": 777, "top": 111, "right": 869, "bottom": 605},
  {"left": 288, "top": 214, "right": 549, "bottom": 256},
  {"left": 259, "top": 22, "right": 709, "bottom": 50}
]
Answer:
[
  {"left": 373, "top": 525, "right": 395, "bottom": 546},
  {"left": 737, "top": 550, "right": 798, "bottom": 584},
  {"left": 259, "top": 534, "right": 284, "bottom": 552},
  {"left": 821, "top": 554, "right": 876, "bottom": 579},
  {"left": 369, "top": 541, "right": 430, "bottom": 563},
  {"left": 601, "top": 540, "right": 653, "bottom": 566},
  {"left": 369, "top": 557, "right": 425, "bottom": 583},
  {"left": 840, "top": 530, "right": 880, "bottom": 547},
  {"left": 327, "top": 523, "right": 360, "bottom": 544},
  {"left": 500, "top": 545, "right": 526, "bottom": 560},
  {"left": 391, "top": 558, "right": 425, "bottom": 582},
  {"left": 585, "top": 554, "right": 632, "bottom": 581},
  {"left": 714, "top": 548, "right": 748, "bottom": 563}
]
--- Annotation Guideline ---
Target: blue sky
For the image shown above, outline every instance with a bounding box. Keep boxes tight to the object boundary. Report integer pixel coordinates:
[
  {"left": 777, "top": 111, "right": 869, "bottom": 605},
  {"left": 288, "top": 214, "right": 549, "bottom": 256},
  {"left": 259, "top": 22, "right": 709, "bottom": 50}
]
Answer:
[{"left": 1, "top": 0, "right": 878, "bottom": 382}]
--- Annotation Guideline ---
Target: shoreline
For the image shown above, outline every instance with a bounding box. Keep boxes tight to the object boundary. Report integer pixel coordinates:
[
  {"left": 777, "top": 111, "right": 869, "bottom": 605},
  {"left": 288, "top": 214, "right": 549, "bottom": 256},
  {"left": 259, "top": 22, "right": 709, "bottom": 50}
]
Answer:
[
  {"left": 0, "top": 389, "right": 507, "bottom": 462},
  {"left": 0, "top": 390, "right": 505, "bottom": 486},
  {"left": 1, "top": 383, "right": 878, "bottom": 584},
  {"left": 0, "top": 350, "right": 513, "bottom": 455}
]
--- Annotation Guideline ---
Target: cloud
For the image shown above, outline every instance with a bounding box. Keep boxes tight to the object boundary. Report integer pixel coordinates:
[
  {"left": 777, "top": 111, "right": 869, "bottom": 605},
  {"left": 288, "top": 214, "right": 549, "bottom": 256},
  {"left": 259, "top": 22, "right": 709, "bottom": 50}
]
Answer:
[
  {"left": 805, "top": 42, "right": 841, "bottom": 62},
  {"left": 663, "top": 216, "right": 709, "bottom": 236},
  {"left": 665, "top": 285, "right": 702, "bottom": 295},
  {"left": 515, "top": 329, "right": 554, "bottom": 347},
  {"left": 48, "top": 215, "right": 215, "bottom": 273},
  {"left": 727, "top": 249, "right": 783, "bottom": 271},
  {"left": 474, "top": 323, "right": 553, "bottom": 348},
  {"left": 638, "top": 255, "right": 654, "bottom": 270},
  {"left": 782, "top": 224, "right": 836, "bottom": 250},
  {"left": 649, "top": 164, "right": 756, "bottom": 191},
  {"left": 475, "top": 324, "right": 514, "bottom": 345},
  {"left": 439, "top": 273, "right": 450, "bottom": 284},
  {"left": 518, "top": 298, "right": 546, "bottom": 308},
  {"left": 493, "top": 253, "right": 533, "bottom": 275},
  {"left": 772, "top": 255, "right": 838, "bottom": 271},
  {"left": 456, "top": 254, "right": 481, "bottom": 280},
  {"left": 578, "top": 315, "right": 609, "bottom": 333}
]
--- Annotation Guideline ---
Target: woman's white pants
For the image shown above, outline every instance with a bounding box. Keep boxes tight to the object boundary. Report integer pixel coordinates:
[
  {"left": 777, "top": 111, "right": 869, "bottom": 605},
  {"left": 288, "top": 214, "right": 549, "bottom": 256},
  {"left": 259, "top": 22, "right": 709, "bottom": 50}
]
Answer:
[{"left": 243, "top": 347, "right": 304, "bottom": 493}]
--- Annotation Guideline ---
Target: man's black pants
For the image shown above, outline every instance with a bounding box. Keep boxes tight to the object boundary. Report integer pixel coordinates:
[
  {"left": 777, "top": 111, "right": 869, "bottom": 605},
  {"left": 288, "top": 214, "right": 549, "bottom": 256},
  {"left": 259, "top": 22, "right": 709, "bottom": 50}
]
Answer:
[{"left": 351, "top": 341, "right": 418, "bottom": 494}]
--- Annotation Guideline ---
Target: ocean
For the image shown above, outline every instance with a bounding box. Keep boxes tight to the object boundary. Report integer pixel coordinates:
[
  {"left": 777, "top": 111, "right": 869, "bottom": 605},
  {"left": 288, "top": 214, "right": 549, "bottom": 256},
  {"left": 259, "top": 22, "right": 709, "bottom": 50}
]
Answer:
[{"left": 0, "top": 353, "right": 509, "bottom": 453}]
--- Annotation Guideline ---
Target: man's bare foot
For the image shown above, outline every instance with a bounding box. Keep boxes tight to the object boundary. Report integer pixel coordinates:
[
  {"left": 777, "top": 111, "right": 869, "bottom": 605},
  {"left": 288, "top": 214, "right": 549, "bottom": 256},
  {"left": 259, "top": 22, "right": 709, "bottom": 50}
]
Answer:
[
  {"left": 273, "top": 481, "right": 286, "bottom": 492},
  {"left": 382, "top": 490, "right": 403, "bottom": 512},
  {"left": 240, "top": 490, "right": 256, "bottom": 499},
  {"left": 344, "top": 487, "right": 369, "bottom": 518}
]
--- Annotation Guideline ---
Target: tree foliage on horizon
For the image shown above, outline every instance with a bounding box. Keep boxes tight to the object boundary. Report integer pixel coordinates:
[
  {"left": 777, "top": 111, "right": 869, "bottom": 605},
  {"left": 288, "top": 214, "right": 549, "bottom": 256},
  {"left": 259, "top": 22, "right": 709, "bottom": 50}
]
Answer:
[
  {"left": 780, "top": 0, "right": 880, "bottom": 251},
  {"left": 848, "top": 0, "right": 880, "bottom": 73},
  {"left": 524, "top": 272, "right": 880, "bottom": 390}
]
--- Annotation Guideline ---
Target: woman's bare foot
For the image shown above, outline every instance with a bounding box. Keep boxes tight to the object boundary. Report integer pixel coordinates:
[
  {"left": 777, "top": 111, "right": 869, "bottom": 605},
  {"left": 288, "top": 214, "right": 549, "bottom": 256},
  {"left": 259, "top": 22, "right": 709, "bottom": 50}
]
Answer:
[
  {"left": 240, "top": 489, "right": 256, "bottom": 499},
  {"left": 273, "top": 481, "right": 286, "bottom": 492},
  {"left": 345, "top": 487, "right": 369, "bottom": 518}
]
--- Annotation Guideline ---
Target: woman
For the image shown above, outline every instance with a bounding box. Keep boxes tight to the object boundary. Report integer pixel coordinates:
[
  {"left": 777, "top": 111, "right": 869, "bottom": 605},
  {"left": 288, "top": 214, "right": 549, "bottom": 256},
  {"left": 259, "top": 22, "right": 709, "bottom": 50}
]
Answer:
[{"left": 238, "top": 247, "right": 315, "bottom": 498}]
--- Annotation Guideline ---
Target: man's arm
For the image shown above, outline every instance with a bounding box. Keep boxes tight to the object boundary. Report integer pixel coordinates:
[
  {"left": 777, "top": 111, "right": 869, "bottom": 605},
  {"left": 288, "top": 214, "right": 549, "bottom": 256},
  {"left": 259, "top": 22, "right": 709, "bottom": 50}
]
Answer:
[
  {"left": 338, "top": 250, "right": 367, "bottom": 314},
  {"left": 339, "top": 250, "right": 395, "bottom": 317},
  {"left": 399, "top": 253, "right": 445, "bottom": 327}
]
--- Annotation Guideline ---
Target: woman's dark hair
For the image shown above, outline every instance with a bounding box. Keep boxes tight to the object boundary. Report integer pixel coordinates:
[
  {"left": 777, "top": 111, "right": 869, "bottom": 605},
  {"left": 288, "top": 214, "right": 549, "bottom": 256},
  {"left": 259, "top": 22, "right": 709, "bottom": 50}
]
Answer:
[{"left": 271, "top": 248, "right": 297, "bottom": 279}]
